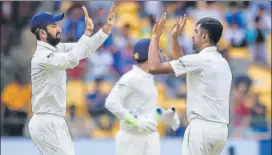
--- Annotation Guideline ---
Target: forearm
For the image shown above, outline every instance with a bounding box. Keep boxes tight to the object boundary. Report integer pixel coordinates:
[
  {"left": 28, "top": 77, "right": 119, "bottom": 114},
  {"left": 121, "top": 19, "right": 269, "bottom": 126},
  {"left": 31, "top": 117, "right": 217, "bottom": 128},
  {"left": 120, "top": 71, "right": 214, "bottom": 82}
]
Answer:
[
  {"left": 147, "top": 36, "right": 175, "bottom": 74},
  {"left": 171, "top": 36, "right": 184, "bottom": 59},
  {"left": 148, "top": 36, "right": 161, "bottom": 69},
  {"left": 105, "top": 99, "right": 130, "bottom": 120}
]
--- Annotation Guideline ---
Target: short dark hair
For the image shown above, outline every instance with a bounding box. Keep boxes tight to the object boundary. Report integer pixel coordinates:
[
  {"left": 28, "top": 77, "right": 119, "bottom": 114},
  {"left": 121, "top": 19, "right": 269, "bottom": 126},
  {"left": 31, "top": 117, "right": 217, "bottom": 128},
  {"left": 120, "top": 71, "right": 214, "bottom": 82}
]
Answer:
[
  {"left": 32, "top": 26, "right": 47, "bottom": 40},
  {"left": 196, "top": 17, "right": 223, "bottom": 44}
]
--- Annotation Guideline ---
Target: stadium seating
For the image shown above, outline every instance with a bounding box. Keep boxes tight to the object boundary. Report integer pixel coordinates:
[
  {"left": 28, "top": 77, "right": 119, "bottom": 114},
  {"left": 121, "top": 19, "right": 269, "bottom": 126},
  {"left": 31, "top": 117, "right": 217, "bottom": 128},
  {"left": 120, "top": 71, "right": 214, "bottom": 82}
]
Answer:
[
  {"left": 248, "top": 65, "right": 271, "bottom": 94},
  {"left": 228, "top": 47, "right": 250, "bottom": 60},
  {"left": 266, "top": 35, "right": 271, "bottom": 66},
  {"left": 1, "top": 82, "right": 31, "bottom": 111},
  {"left": 67, "top": 80, "right": 87, "bottom": 117},
  {"left": 259, "top": 93, "right": 272, "bottom": 122}
]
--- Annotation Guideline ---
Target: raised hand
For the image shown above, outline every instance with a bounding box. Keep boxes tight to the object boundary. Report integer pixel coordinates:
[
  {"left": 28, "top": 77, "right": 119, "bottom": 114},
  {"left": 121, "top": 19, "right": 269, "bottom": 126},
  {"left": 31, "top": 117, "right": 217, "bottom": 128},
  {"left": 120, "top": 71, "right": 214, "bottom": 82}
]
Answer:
[
  {"left": 171, "top": 14, "right": 187, "bottom": 38},
  {"left": 102, "top": 2, "right": 116, "bottom": 34},
  {"left": 152, "top": 12, "right": 167, "bottom": 38},
  {"left": 82, "top": 5, "right": 94, "bottom": 36}
]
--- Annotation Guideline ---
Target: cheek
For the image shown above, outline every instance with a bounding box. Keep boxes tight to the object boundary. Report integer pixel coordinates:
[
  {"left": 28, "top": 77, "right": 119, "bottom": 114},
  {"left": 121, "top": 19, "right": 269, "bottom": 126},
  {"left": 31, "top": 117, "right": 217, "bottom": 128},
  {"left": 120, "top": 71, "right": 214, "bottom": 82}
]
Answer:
[
  {"left": 195, "top": 34, "right": 201, "bottom": 42},
  {"left": 51, "top": 28, "right": 59, "bottom": 36}
]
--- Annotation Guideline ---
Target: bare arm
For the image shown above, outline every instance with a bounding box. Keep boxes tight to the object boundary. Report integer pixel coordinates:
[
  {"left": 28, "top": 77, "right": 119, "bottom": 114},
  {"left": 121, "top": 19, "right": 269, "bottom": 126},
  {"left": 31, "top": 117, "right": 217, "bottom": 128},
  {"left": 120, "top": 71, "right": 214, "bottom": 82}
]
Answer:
[
  {"left": 148, "top": 13, "right": 203, "bottom": 76},
  {"left": 148, "top": 35, "right": 174, "bottom": 74},
  {"left": 171, "top": 36, "right": 184, "bottom": 59},
  {"left": 171, "top": 14, "right": 187, "bottom": 59},
  {"left": 148, "top": 13, "right": 174, "bottom": 75}
]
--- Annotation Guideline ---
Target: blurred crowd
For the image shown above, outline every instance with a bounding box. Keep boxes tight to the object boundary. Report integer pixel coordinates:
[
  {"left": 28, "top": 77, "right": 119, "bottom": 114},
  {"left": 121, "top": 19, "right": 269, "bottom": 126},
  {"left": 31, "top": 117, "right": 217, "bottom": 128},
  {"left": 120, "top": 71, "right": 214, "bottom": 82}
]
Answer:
[{"left": 1, "top": 1, "right": 271, "bottom": 140}]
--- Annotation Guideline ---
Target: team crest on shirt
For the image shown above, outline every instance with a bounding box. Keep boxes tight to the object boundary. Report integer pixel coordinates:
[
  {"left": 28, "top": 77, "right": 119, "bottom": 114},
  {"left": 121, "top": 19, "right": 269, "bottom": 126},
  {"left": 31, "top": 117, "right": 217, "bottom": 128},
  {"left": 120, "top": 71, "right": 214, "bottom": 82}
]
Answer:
[
  {"left": 117, "top": 83, "right": 126, "bottom": 89},
  {"left": 178, "top": 59, "right": 185, "bottom": 67},
  {"left": 47, "top": 52, "right": 54, "bottom": 58},
  {"left": 193, "top": 69, "right": 204, "bottom": 77},
  {"left": 133, "top": 53, "right": 139, "bottom": 60}
]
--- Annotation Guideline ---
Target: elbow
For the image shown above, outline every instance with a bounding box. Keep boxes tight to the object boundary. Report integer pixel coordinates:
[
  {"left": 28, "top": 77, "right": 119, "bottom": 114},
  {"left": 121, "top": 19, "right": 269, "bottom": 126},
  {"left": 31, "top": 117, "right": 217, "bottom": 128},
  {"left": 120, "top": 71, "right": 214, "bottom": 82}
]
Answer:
[
  {"left": 148, "top": 66, "right": 157, "bottom": 74},
  {"left": 148, "top": 61, "right": 157, "bottom": 71},
  {"left": 67, "top": 61, "right": 79, "bottom": 69},
  {"left": 69, "top": 57, "right": 81, "bottom": 69}
]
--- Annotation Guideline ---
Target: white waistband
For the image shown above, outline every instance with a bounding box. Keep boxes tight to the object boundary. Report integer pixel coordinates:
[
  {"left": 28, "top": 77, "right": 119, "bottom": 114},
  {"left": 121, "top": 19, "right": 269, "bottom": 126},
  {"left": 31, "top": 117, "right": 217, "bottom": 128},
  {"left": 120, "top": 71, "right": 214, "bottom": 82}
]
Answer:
[{"left": 190, "top": 115, "right": 228, "bottom": 125}]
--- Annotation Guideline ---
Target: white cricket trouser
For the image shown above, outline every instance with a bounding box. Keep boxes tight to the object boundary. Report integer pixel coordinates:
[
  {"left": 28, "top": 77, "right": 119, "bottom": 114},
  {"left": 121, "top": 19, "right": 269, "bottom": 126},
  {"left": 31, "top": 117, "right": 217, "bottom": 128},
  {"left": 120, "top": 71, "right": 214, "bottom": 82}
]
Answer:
[
  {"left": 182, "top": 118, "right": 228, "bottom": 155},
  {"left": 28, "top": 113, "right": 75, "bottom": 155},
  {"left": 115, "top": 129, "right": 160, "bottom": 155}
]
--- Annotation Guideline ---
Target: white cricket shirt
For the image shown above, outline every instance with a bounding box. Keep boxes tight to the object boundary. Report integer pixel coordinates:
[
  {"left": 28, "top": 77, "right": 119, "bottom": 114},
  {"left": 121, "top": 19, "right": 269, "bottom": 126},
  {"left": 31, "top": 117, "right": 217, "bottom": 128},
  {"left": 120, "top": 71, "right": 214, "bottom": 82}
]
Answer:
[
  {"left": 31, "top": 29, "right": 108, "bottom": 116},
  {"left": 105, "top": 65, "right": 158, "bottom": 131},
  {"left": 169, "top": 46, "right": 232, "bottom": 124}
]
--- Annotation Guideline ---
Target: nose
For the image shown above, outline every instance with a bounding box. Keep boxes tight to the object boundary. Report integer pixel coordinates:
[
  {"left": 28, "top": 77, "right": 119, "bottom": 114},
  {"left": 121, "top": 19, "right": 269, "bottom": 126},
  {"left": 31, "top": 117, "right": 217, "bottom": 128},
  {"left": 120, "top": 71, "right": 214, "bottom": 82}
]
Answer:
[{"left": 57, "top": 25, "right": 62, "bottom": 33}]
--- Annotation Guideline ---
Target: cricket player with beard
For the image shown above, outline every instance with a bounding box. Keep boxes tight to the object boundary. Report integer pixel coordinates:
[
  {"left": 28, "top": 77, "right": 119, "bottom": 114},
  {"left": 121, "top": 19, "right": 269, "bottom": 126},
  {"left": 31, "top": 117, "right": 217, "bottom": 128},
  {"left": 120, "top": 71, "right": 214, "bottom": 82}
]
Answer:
[
  {"left": 148, "top": 13, "right": 232, "bottom": 155},
  {"left": 105, "top": 39, "right": 180, "bottom": 155},
  {"left": 28, "top": 4, "right": 116, "bottom": 155}
]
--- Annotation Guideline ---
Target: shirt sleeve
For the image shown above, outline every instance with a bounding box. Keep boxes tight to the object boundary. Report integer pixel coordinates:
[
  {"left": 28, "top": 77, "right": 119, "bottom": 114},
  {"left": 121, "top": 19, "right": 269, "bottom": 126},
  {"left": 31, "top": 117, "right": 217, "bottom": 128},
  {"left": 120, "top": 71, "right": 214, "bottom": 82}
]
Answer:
[
  {"left": 105, "top": 76, "right": 131, "bottom": 120},
  {"left": 39, "top": 29, "right": 109, "bottom": 70},
  {"left": 59, "top": 29, "right": 108, "bottom": 55},
  {"left": 57, "top": 43, "right": 77, "bottom": 53},
  {"left": 168, "top": 54, "right": 205, "bottom": 77}
]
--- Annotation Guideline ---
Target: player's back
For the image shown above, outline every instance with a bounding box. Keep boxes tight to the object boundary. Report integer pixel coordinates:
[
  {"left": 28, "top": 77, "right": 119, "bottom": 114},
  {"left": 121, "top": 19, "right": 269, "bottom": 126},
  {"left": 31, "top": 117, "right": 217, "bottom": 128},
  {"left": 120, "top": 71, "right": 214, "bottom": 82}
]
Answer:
[
  {"left": 106, "top": 65, "right": 158, "bottom": 131},
  {"left": 186, "top": 50, "right": 232, "bottom": 124}
]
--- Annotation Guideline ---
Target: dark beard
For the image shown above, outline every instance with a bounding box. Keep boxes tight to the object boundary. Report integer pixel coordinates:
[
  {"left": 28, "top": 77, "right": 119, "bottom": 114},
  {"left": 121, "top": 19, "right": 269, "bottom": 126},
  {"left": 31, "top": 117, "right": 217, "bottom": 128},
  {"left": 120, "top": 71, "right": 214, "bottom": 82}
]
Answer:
[{"left": 46, "top": 31, "right": 60, "bottom": 47}]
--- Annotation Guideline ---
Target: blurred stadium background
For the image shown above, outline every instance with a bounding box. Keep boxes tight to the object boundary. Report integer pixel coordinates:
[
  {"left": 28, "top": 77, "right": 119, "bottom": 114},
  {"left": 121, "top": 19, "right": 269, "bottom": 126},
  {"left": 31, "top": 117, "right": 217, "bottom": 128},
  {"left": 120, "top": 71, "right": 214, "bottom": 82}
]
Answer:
[{"left": 1, "top": 1, "right": 271, "bottom": 155}]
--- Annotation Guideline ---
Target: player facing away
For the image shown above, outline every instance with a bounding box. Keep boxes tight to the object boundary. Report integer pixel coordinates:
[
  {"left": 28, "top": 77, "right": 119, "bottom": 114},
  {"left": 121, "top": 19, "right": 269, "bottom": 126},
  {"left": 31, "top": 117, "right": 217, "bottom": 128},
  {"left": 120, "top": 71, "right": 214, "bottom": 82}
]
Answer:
[
  {"left": 105, "top": 39, "right": 180, "bottom": 155},
  {"left": 28, "top": 4, "right": 116, "bottom": 155},
  {"left": 148, "top": 13, "right": 232, "bottom": 155}
]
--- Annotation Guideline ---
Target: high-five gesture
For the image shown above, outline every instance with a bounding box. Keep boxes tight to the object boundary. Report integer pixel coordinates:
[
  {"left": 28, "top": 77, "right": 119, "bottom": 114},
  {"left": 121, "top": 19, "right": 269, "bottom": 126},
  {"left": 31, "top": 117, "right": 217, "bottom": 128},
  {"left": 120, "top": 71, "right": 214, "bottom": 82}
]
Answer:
[
  {"left": 171, "top": 14, "right": 187, "bottom": 38},
  {"left": 82, "top": 5, "right": 94, "bottom": 36},
  {"left": 152, "top": 12, "right": 167, "bottom": 38},
  {"left": 102, "top": 3, "right": 116, "bottom": 34},
  {"left": 171, "top": 14, "right": 186, "bottom": 59}
]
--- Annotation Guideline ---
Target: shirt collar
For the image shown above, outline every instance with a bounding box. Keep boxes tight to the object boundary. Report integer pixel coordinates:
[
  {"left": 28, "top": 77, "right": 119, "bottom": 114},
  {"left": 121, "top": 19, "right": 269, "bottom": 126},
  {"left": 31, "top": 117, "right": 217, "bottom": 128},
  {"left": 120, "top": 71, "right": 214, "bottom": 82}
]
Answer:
[
  {"left": 132, "top": 65, "right": 153, "bottom": 78},
  {"left": 198, "top": 46, "right": 222, "bottom": 57},
  {"left": 37, "top": 40, "right": 57, "bottom": 51},
  {"left": 199, "top": 46, "right": 217, "bottom": 54}
]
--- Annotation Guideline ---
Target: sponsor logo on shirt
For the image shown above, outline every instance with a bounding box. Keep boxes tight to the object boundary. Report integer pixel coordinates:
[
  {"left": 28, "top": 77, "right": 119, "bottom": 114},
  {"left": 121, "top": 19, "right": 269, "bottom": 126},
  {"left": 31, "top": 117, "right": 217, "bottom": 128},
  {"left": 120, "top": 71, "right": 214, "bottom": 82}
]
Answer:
[{"left": 178, "top": 59, "right": 185, "bottom": 67}]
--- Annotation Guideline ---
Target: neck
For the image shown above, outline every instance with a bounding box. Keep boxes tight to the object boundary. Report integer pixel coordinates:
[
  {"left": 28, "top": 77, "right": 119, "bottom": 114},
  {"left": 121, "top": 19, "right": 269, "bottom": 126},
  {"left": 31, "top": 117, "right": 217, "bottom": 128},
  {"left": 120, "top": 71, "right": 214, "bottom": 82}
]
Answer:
[
  {"left": 40, "top": 38, "right": 47, "bottom": 43},
  {"left": 136, "top": 62, "right": 149, "bottom": 73},
  {"left": 199, "top": 43, "right": 215, "bottom": 52}
]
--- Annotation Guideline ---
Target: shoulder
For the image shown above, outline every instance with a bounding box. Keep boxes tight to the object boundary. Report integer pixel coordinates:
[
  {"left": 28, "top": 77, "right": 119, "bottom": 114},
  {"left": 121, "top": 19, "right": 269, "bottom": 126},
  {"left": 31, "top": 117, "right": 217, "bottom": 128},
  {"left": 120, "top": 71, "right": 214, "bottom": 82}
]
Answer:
[
  {"left": 56, "top": 43, "right": 65, "bottom": 51},
  {"left": 173, "top": 54, "right": 208, "bottom": 68},
  {"left": 116, "top": 72, "right": 131, "bottom": 86},
  {"left": 178, "top": 53, "right": 206, "bottom": 62},
  {"left": 117, "top": 69, "right": 144, "bottom": 87},
  {"left": 32, "top": 48, "right": 52, "bottom": 61}
]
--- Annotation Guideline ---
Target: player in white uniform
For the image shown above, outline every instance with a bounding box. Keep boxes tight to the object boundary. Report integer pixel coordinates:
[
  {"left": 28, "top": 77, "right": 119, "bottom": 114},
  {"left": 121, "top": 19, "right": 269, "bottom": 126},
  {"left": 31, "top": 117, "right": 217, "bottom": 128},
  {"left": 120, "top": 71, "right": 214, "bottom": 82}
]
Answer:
[
  {"left": 28, "top": 4, "right": 116, "bottom": 155},
  {"left": 148, "top": 13, "right": 232, "bottom": 155},
  {"left": 105, "top": 39, "right": 180, "bottom": 155}
]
